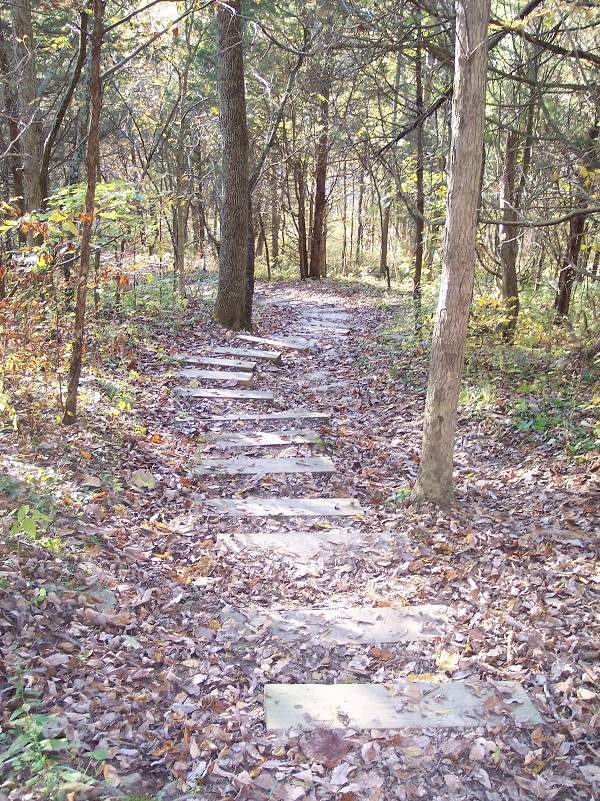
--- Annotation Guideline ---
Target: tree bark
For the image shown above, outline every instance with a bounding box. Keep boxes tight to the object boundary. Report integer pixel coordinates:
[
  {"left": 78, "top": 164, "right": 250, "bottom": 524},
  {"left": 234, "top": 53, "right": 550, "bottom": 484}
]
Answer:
[
  {"left": 499, "top": 128, "right": 520, "bottom": 342},
  {"left": 309, "top": 77, "right": 330, "bottom": 280},
  {"left": 0, "top": 25, "right": 24, "bottom": 223},
  {"left": 10, "top": 0, "right": 43, "bottom": 213},
  {"left": 412, "top": 0, "right": 491, "bottom": 506},
  {"left": 555, "top": 209, "right": 587, "bottom": 319},
  {"left": 270, "top": 170, "right": 280, "bottom": 273},
  {"left": 214, "top": 0, "right": 249, "bottom": 330},
  {"left": 294, "top": 159, "right": 309, "bottom": 280},
  {"left": 63, "top": 0, "right": 103, "bottom": 425},
  {"left": 414, "top": 40, "right": 425, "bottom": 322}
]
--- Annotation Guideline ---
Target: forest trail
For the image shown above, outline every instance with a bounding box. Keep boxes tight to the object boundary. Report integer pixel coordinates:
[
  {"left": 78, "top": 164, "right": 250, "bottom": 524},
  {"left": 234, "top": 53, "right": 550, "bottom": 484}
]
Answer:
[{"left": 2, "top": 283, "right": 599, "bottom": 801}]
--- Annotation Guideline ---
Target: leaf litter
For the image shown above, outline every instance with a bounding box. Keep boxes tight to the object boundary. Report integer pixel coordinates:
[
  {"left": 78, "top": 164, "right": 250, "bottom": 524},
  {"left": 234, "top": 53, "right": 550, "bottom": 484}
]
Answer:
[{"left": 0, "top": 280, "right": 598, "bottom": 800}]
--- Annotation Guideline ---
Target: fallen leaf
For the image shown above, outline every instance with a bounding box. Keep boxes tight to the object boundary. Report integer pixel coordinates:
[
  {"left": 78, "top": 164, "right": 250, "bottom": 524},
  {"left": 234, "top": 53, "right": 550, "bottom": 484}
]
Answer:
[
  {"left": 300, "top": 728, "right": 354, "bottom": 767},
  {"left": 129, "top": 469, "right": 157, "bottom": 489}
]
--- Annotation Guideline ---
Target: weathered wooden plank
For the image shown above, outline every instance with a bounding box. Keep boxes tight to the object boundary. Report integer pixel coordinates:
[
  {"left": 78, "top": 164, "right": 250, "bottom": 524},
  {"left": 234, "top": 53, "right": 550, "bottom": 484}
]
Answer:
[
  {"left": 173, "top": 355, "right": 257, "bottom": 371},
  {"left": 206, "top": 497, "right": 363, "bottom": 517},
  {"left": 205, "top": 409, "right": 329, "bottom": 422},
  {"left": 194, "top": 456, "right": 336, "bottom": 476},
  {"left": 207, "top": 429, "right": 322, "bottom": 447},
  {"left": 265, "top": 681, "right": 543, "bottom": 731},
  {"left": 176, "top": 368, "right": 254, "bottom": 387},
  {"left": 237, "top": 334, "right": 314, "bottom": 352},
  {"left": 247, "top": 605, "right": 448, "bottom": 644},
  {"left": 212, "top": 346, "right": 282, "bottom": 364},
  {"left": 175, "top": 387, "right": 274, "bottom": 403}
]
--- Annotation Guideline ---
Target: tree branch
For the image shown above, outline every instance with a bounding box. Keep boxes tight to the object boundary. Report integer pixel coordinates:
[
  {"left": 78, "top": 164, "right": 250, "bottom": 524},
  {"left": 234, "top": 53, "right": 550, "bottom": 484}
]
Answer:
[{"left": 480, "top": 206, "right": 600, "bottom": 227}]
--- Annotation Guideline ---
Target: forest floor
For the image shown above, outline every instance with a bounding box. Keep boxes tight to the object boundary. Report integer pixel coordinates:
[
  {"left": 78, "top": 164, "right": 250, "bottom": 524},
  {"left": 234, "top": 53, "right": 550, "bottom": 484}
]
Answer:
[{"left": 1, "top": 278, "right": 599, "bottom": 801}]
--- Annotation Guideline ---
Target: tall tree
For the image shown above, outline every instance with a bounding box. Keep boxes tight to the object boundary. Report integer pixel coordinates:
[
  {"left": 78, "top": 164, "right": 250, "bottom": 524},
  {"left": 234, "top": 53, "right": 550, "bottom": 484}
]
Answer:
[
  {"left": 10, "top": 0, "right": 43, "bottom": 214},
  {"left": 412, "top": 0, "right": 491, "bottom": 505},
  {"left": 63, "top": 0, "right": 103, "bottom": 424},
  {"left": 214, "top": 0, "right": 249, "bottom": 330}
]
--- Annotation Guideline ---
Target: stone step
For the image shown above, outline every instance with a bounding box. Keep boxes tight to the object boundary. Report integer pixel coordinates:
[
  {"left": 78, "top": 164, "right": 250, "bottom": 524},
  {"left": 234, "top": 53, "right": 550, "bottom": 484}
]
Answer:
[
  {"left": 205, "top": 409, "right": 329, "bottom": 422},
  {"left": 302, "top": 314, "right": 349, "bottom": 323},
  {"left": 211, "top": 346, "right": 283, "bottom": 364},
  {"left": 243, "top": 605, "right": 448, "bottom": 644},
  {"left": 218, "top": 524, "right": 368, "bottom": 558},
  {"left": 194, "top": 456, "right": 336, "bottom": 476},
  {"left": 174, "top": 355, "right": 257, "bottom": 371},
  {"left": 238, "top": 334, "right": 314, "bottom": 352},
  {"left": 296, "top": 326, "right": 350, "bottom": 335},
  {"left": 176, "top": 369, "right": 254, "bottom": 386},
  {"left": 206, "top": 497, "right": 363, "bottom": 517},
  {"left": 206, "top": 429, "right": 322, "bottom": 448},
  {"left": 264, "top": 680, "right": 543, "bottom": 731},
  {"left": 175, "top": 387, "right": 275, "bottom": 403}
]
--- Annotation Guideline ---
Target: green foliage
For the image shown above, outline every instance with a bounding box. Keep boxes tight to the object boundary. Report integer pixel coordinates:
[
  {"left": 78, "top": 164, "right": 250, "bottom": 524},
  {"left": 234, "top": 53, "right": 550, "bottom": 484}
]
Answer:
[
  {"left": 0, "top": 384, "right": 18, "bottom": 432},
  {"left": 8, "top": 504, "right": 52, "bottom": 540},
  {"left": 0, "top": 679, "right": 102, "bottom": 799}
]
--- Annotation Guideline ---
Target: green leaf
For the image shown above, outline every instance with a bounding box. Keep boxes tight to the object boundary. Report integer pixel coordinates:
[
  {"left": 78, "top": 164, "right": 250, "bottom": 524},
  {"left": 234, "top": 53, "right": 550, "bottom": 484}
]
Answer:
[
  {"left": 88, "top": 748, "right": 110, "bottom": 760},
  {"left": 62, "top": 220, "right": 79, "bottom": 237},
  {"left": 21, "top": 518, "right": 37, "bottom": 537}
]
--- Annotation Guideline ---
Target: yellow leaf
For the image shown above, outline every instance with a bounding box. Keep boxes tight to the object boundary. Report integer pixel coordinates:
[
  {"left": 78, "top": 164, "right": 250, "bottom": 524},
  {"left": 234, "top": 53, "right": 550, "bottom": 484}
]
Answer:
[{"left": 435, "top": 649, "right": 460, "bottom": 672}]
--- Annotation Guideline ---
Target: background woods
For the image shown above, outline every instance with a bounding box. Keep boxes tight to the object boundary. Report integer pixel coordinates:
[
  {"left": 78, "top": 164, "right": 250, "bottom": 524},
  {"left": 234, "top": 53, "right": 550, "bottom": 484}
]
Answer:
[{"left": 0, "top": 1, "right": 599, "bottom": 798}]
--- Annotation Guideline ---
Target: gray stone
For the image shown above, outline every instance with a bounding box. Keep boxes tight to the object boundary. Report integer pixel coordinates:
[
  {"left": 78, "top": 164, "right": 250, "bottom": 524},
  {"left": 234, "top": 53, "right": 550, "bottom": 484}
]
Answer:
[
  {"left": 238, "top": 334, "right": 314, "bottom": 352},
  {"left": 205, "top": 409, "right": 328, "bottom": 422},
  {"left": 212, "top": 346, "right": 283, "bottom": 364},
  {"left": 218, "top": 525, "right": 365, "bottom": 558},
  {"left": 247, "top": 605, "right": 449, "bottom": 644},
  {"left": 206, "top": 497, "right": 363, "bottom": 517},
  {"left": 194, "top": 456, "right": 335, "bottom": 476},
  {"left": 176, "top": 368, "right": 254, "bottom": 386},
  {"left": 174, "top": 355, "right": 257, "bottom": 371},
  {"left": 175, "top": 387, "right": 274, "bottom": 402},
  {"left": 265, "top": 680, "right": 543, "bottom": 731},
  {"left": 207, "top": 429, "right": 322, "bottom": 448}
]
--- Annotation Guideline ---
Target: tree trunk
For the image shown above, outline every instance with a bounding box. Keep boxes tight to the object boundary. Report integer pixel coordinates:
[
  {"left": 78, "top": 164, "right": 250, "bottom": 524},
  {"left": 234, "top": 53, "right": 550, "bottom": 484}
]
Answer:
[
  {"left": 214, "top": 0, "right": 249, "bottom": 330},
  {"left": 356, "top": 172, "right": 365, "bottom": 263},
  {"left": 309, "top": 78, "right": 330, "bottom": 280},
  {"left": 0, "top": 25, "right": 25, "bottom": 224},
  {"left": 414, "top": 41, "right": 425, "bottom": 322},
  {"left": 63, "top": 0, "right": 103, "bottom": 425},
  {"left": 498, "top": 128, "right": 520, "bottom": 341},
  {"left": 10, "top": 0, "right": 43, "bottom": 213},
  {"left": 412, "top": 0, "right": 491, "bottom": 506},
  {"left": 245, "top": 193, "right": 255, "bottom": 328},
  {"left": 379, "top": 199, "right": 391, "bottom": 288},
  {"left": 555, "top": 210, "right": 587, "bottom": 319},
  {"left": 295, "top": 160, "right": 309, "bottom": 280},
  {"left": 270, "top": 172, "right": 280, "bottom": 273}
]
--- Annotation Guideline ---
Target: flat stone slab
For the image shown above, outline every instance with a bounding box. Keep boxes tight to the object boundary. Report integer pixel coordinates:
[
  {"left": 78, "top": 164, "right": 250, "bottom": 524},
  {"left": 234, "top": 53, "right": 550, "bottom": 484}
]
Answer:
[
  {"left": 218, "top": 525, "right": 366, "bottom": 558},
  {"left": 207, "top": 429, "right": 322, "bottom": 448},
  {"left": 195, "top": 456, "right": 335, "bottom": 476},
  {"left": 174, "top": 355, "right": 257, "bottom": 371},
  {"left": 238, "top": 334, "right": 314, "bottom": 352},
  {"left": 265, "top": 680, "right": 543, "bottom": 731},
  {"left": 248, "top": 605, "right": 448, "bottom": 644},
  {"left": 205, "top": 409, "right": 329, "bottom": 422},
  {"left": 212, "top": 346, "right": 282, "bottom": 364},
  {"left": 296, "top": 326, "right": 350, "bottom": 335},
  {"left": 176, "top": 388, "right": 274, "bottom": 403},
  {"left": 206, "top": 497, "right": 363, "bottom": 517},
  {"left": 176, "top": 369, "right": 254, "bottom": 386},
  {"left": 302, "top": 313, "right": 349, "bottom": 322}
]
